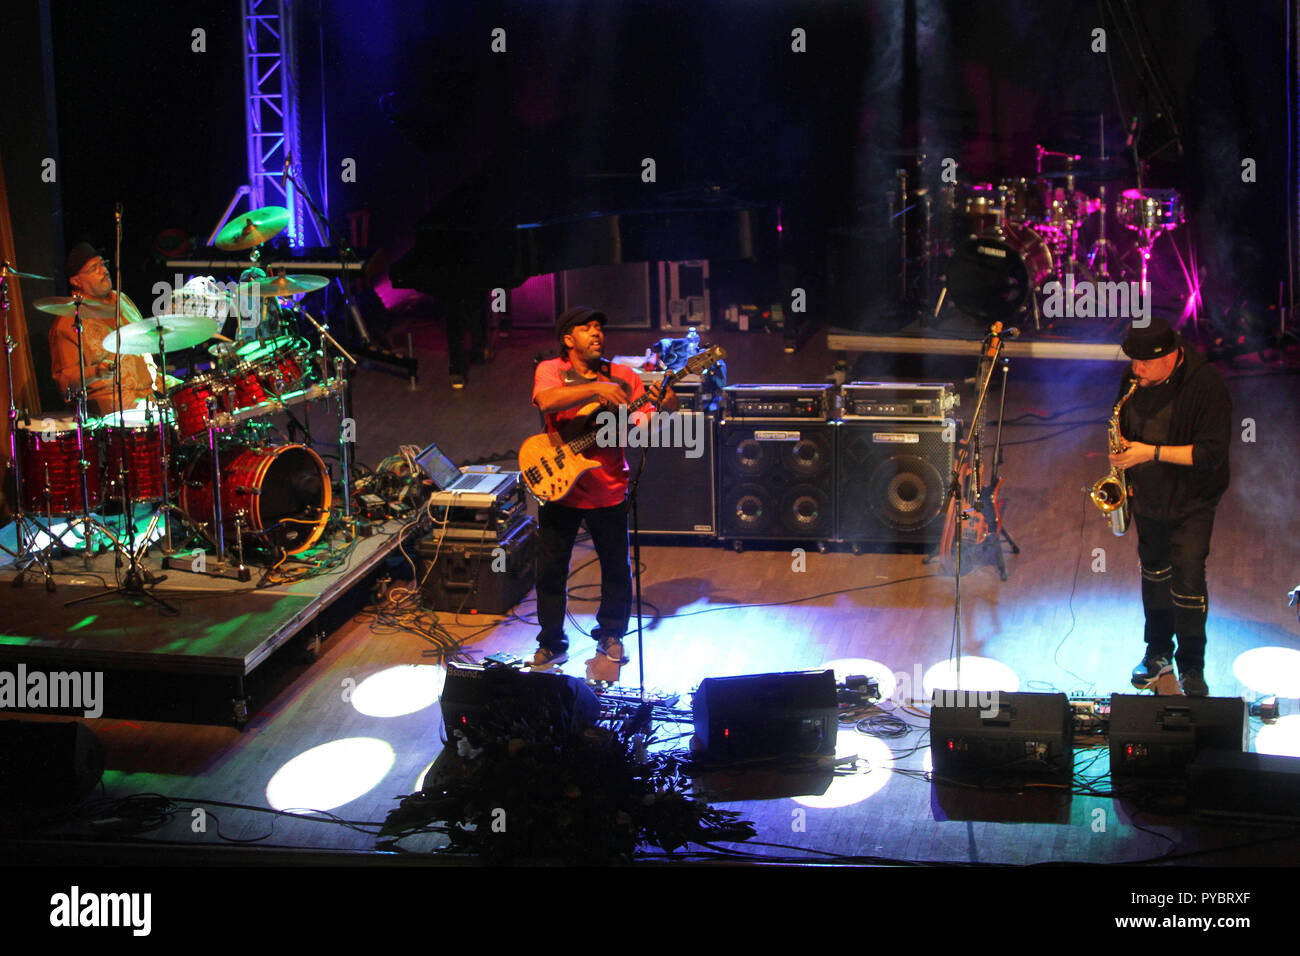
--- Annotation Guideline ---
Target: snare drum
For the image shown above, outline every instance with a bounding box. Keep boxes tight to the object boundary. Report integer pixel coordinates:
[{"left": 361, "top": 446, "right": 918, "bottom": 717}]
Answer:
[
  {"left": 99, "top": 407, "right": 174, "bottom": 503},
  {"left": 169, "top": 373, "right": 229, "bottom": 441},
  {"left": 1118, "top": 188, "right": 1183, "bottom": 233},
  {"left": 15, "top": 418, "right": 100, "bottom": 514}
]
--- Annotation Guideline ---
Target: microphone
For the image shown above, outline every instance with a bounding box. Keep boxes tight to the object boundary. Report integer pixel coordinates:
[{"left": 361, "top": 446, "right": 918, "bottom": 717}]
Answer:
[
  {"left": 115, "top": 202, "right": 123, "bottom": 221},
  {"left": 1125, "top": 114, "right": 1141, "bottom": 148}
]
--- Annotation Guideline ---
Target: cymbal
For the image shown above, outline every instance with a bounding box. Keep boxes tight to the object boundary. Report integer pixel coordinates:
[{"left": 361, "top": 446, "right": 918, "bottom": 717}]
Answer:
[
  {"left": 215, "top": 206, "right": 290, "bottom": 251},
  {"left": 1, "top": 262, "right": 52, "bottom": 281},
  {"left": 33, "top": 296, "right": 119, "bottom": 319},
  {"left": 250, "top": 274, "right": 329, "bottom": 297},
  {"left": 102, "top": 315, "right": 221, "bottom": 355}
]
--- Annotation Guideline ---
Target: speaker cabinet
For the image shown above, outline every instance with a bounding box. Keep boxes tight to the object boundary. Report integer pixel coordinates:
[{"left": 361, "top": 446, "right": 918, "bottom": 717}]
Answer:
[
  {"left": 631, "top": 412, "right": 716, "bottom": 536},
  {"left": 693, "top": 669, "right": 838, "bottom": 759},
  {"left": 440, "top": 662, "right": 599, "bottom": 736},
  {"left": 560, "top": 262, "right": 652, "bottom": 329},
  {"left": 717, "top": 422, "right": 834, "bottom": 541},
  {"left": 0, "top": 720, "right": 105, "bottom": 807},
  {"left": 1109, "top": 695, "right": 1247, "bottom": 779},
  {"left": 930, "top": 691, "right": 1073, "bottom": 779},
  {"left": 834, "top": 419, "right": 956, "bottom": 545}
]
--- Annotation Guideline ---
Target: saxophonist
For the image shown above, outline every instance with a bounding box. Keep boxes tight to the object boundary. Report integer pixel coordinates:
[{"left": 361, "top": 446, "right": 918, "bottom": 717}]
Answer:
[{"left": 1112, "top": 316, "right": 1231, "bottom": 696}]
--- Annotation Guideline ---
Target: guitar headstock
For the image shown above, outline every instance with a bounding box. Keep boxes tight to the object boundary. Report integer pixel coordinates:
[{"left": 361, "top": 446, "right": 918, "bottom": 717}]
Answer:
[{"left": 681, "top": 345, "right": 727, "bottom": 377}]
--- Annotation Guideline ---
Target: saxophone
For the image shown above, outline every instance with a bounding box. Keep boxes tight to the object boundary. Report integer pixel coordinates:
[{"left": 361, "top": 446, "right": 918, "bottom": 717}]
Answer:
[{"left": 1089, "top": 379, "right": 1139, "bottom": 536}]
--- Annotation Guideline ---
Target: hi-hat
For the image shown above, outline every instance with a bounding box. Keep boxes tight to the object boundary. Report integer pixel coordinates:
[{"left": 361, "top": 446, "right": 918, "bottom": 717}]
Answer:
[
  {"left": 33, "top": 296, "right": 119, "bottom": 319},
  {"left": 215, "top": 206, "right": 290, "bottom": 251},
  {"left": 102, "top": 315, "right": 220, "bottom": 355},
  {"left": 250, "top": 274, "right": 329, "bottom": 297}
]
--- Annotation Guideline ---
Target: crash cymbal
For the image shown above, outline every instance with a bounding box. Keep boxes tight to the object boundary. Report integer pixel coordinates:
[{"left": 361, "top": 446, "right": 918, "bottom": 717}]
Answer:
[
  {"left": 102, "top": 315, "right": 220, "bottom": 355},
  {"left": 250, "top": 273, "right": 329, "bottom": 297},
  {"left": 33, "top": 296, "right": 119, "bottom": 319},
  {"left": 215, "top": 206, "right": 290, "bottom": 251}
]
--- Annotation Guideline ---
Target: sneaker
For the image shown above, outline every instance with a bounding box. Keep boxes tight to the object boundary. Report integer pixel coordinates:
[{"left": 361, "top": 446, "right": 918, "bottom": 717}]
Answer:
[
  {"left": 529, "top": 646, "right": 568, "bottom": 670},
  {"left": 450, "top": 374, "right": 466, "bottom": 390},
  {"left": 1179, "top": 670, "right": 1209, "bottom": 697},
  {"left": 1131, "top": 654, "right": 1173, "bottom": 689},
  {"left": 596, "top": 636, "right": 629, "bottom": 664}
]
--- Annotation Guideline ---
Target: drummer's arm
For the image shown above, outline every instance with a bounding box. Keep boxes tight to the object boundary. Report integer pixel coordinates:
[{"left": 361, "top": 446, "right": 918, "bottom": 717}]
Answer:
[{"left": 49, "top": 321, "right": 111, "bottom": 390}]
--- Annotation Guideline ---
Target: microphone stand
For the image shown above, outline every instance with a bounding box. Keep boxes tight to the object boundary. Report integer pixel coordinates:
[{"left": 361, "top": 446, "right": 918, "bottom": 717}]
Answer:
[
  {"left": 68, "top": 206, "right": 174, "bottom": 612},
  {"left": 625, "top": 440, "right": 651, "bottom": 703}
]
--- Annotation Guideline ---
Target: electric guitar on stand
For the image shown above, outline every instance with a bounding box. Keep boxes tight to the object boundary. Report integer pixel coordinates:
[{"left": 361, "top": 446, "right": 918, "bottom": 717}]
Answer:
[{"left": 519, "top": 346, "right": 726, "bottom": 503}]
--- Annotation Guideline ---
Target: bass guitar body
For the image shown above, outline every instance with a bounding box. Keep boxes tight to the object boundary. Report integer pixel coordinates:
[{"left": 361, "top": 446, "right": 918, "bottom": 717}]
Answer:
[{"left": 518, "top": 404, "right": 604, "bottom": 504}]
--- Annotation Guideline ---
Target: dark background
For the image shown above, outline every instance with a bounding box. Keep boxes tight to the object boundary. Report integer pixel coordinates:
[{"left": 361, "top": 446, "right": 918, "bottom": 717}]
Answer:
[{"left": 4, "top": 0, "right": 1293, "bottom": 406}]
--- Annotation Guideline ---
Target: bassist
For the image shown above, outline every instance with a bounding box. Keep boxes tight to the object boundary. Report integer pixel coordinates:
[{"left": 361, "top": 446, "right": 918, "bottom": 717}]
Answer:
[{"left": 529, "top": 307, "right": 678, "bottom": 670}]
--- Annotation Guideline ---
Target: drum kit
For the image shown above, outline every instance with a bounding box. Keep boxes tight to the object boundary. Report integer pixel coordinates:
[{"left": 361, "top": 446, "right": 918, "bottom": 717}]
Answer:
[
  {"left": 3, "top": 206, "right": 356, "bottom": 597},
  {"left": 937, "top": 144, "right": 1185, "bottom": 325}
]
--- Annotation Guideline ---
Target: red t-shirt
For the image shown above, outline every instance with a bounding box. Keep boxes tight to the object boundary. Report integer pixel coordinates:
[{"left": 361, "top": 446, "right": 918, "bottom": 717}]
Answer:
[{"left": 532, "top": 357, "right": 652, "bottom": 509}]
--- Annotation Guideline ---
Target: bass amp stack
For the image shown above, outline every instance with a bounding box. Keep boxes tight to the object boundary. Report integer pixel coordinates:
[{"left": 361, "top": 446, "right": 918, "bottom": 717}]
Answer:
[{"left": 703, "top": 382, "right": 959, "bottom": 549}]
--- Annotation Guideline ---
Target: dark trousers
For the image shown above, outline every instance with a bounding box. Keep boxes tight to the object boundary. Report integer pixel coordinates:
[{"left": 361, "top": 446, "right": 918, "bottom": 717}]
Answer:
[
  {"left": 535, "top": 501, "right": 631, "bottom": 651},
  {"left": 1134, "top": 508, "right": 1216, "bottom": 673},
  {"left": 445, "top": 294, "right": 487, "bottom": 376}
]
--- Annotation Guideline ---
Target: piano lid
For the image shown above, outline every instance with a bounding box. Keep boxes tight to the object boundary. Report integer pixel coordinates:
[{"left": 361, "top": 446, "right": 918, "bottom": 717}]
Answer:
[{"left": 391, "top": 137, "right": 767, "bottom": 294}]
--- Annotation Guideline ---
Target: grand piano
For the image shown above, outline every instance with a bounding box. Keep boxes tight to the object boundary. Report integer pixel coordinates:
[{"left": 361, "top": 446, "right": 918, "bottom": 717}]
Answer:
[{"left": 390, "top": 145, "right": 770, "bottom": 298}]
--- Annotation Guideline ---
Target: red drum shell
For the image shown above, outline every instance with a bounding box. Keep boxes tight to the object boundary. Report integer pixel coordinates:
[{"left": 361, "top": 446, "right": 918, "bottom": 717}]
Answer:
[
  {"left": 179, "top": 443, "right": 331, "bottom": 555},
  {"left": 15, "top": 419, "right": 100, "bottom": 514}
]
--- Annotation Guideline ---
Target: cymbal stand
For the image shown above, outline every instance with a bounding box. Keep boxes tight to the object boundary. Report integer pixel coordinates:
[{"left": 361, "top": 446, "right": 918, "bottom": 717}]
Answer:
[
  {"left": 298, "top": 307, "right": 357, "bottom": 534},
  {"left": 67, "top": 209, "right": 175, "bottom": 612}
]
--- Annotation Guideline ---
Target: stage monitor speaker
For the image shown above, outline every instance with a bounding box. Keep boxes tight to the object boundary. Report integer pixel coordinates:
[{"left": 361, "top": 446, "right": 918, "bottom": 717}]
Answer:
[
  {"left": 930, "top": 691, "right": 1072, "bottom": 779},
  {"left": 717, "top": 422, "right": 834, "bottom": 541},
  {"left": 0, "top": 720, "right": 105, "bottom": 807},
  {"left": 1109, "top": 694, "right": 1247, "bottom": 779},
  {"left": 440, "top": 662, "right": 599, "bottom": 738},
  {"left": 631, "top": 412, "right": 716, "bottom": 536},
  {"left": 834, "top": 419, "right": 956, "bottom": 545},
  {"left": 1188, "top": 750, "right": 1300, "bottom": 823},
  {"left": 693, "top": 669, "right": 837, "bottom": 759}
]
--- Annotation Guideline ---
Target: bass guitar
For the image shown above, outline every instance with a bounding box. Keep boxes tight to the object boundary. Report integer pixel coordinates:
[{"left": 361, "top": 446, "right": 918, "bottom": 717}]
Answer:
[{"left": 519, "top": 345, "right": 726, "bottom": 503}]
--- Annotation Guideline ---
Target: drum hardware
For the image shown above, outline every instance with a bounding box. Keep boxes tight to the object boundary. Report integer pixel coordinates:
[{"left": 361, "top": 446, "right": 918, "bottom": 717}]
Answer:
[
  {"left": 2, "top": 262, "right": 67, "bottom": 589},
  {"left": 59, "top": 207, "right": 179, "bottom": 612}
]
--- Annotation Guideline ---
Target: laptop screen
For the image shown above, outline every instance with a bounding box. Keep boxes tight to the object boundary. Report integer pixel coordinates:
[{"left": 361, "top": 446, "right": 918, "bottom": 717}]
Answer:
[{"left": 414, "top": 442, "right": 464, "bottom": 491}]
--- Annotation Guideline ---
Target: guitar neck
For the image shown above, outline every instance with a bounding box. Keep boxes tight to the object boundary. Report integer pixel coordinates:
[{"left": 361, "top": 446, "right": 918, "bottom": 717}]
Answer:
[{"left": 567, "top": 386, "right": 662, "bottom": 454}]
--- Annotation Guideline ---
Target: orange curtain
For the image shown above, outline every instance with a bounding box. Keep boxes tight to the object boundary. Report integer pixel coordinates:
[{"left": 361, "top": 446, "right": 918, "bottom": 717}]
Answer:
[{"left": 0, "top": 143, "right": 43, "bottom": 522}]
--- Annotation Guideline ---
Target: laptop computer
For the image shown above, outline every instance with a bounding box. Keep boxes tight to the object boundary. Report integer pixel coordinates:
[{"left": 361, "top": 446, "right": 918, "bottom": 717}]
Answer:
[{"left": 415, "top": 442, "right": 518, "bottom": 501}]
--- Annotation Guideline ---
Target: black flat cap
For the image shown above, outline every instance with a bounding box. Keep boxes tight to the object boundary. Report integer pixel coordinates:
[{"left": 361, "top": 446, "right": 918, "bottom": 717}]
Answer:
[
  {"left": 65, "top": 242, "right": 103, "bottom": 279},
  {"left": 1121, "top": 315, "right": 1178, "bottom": 360},
  {"left": 556, "top": 306, "right": 607, "bottom": 343}
]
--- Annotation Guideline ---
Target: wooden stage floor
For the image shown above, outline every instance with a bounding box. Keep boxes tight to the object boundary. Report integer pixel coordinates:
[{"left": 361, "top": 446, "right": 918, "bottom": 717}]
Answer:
[{"left": 3, "top": 323, "right": 1299, "bottom": 873}]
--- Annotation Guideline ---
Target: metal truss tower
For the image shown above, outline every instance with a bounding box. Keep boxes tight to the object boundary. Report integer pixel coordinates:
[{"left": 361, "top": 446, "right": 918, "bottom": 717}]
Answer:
[{"left": 241, "top": 0, "right": 310, "bottom": 247}]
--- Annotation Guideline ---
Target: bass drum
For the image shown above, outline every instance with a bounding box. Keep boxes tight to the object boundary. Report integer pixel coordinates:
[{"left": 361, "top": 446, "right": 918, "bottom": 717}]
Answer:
[
  {"left": 946, "top": 224, "right": 1054, "bottom": 321},
  {"left": 179, "top": 443, "right": 331, "bottom": 555}
]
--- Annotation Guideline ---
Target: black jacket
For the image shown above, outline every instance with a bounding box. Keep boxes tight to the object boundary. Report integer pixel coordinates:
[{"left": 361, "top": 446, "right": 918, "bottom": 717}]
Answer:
[{"left": 1118, "top": 343, "right": 1231, "bottom": 518}]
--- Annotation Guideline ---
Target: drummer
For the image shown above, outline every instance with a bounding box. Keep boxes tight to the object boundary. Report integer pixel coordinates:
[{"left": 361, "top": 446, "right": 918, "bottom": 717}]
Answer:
[{"left": 48, "top": 243, "right": 165, "bottom": 416}]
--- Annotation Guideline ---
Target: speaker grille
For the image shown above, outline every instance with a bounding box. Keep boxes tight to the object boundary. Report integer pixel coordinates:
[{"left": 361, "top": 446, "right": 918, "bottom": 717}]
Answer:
[
  {"left": 719, "top": 424, "right": 834, "bottom": 540},
  {"left": 835, "top": 420, "right": 956, "bottom": 543}
]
